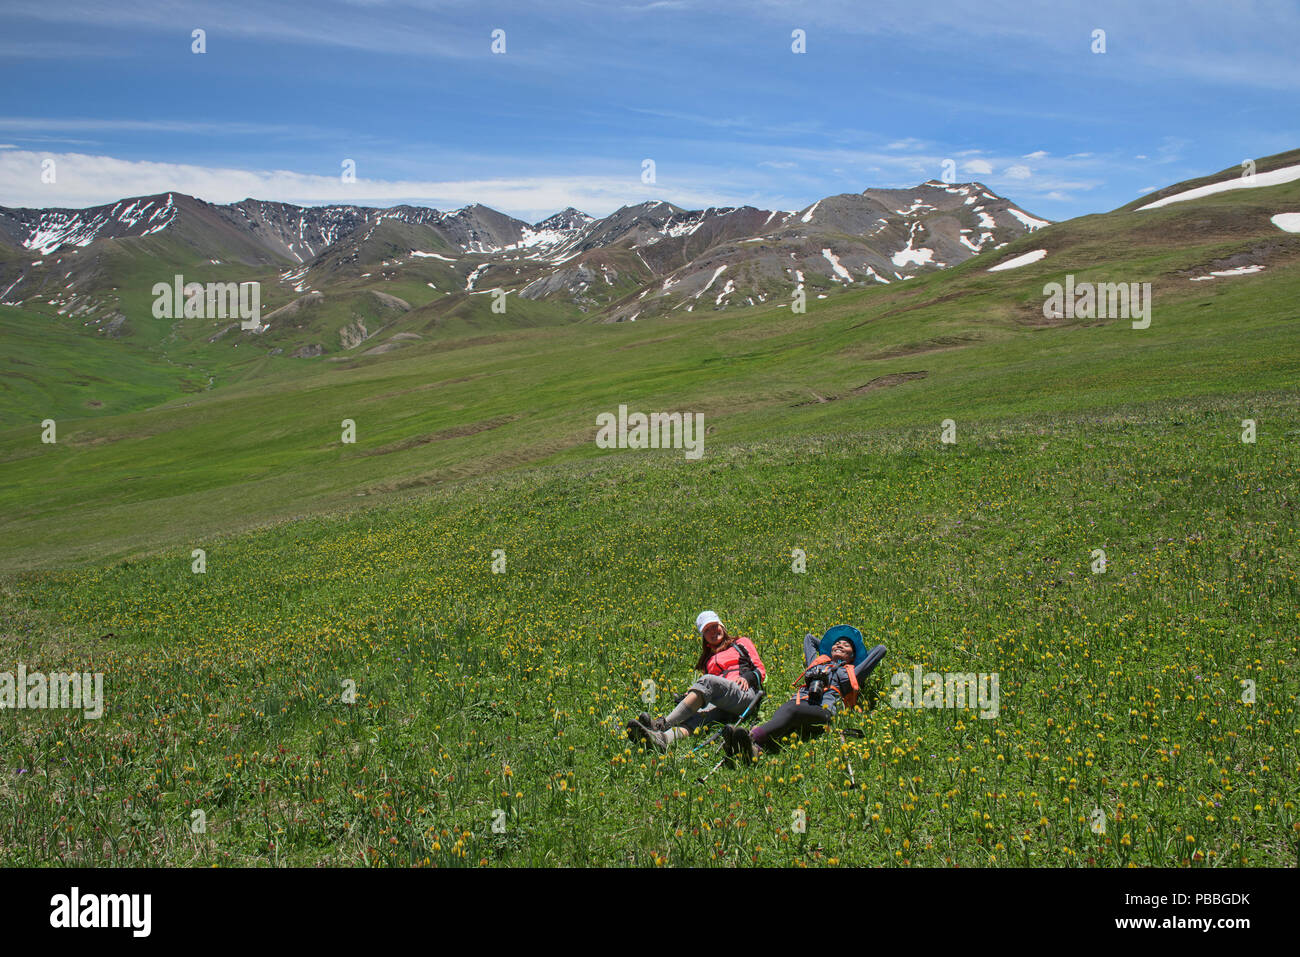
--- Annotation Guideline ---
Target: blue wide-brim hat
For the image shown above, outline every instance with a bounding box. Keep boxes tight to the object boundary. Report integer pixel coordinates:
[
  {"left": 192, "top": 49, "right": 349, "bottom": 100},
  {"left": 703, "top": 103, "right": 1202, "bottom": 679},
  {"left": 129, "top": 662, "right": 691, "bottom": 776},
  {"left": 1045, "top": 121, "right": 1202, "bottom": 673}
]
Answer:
[{"left": 819, "top": 624, "right": 868, "bottom": 665}]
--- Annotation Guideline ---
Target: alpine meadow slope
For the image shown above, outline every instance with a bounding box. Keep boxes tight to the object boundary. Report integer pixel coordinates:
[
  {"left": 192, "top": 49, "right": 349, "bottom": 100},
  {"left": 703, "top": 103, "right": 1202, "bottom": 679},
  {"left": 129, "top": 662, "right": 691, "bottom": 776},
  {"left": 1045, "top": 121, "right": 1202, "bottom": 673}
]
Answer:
[
  {"left": 1, "top": 151, "right": 1298, "bottom": 569},
  {"left": 0, "top": 151, "right": 1297, "bottom": 868}
]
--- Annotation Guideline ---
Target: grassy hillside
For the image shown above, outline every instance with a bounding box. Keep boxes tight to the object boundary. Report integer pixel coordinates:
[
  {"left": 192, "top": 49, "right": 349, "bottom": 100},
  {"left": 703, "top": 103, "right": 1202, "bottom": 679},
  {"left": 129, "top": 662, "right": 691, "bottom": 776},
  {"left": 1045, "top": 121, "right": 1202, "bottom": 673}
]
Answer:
[
  {"left": 1, "top": 173, "right": 1297, "bottom": 571},
  {"left": 1, "top": 391, "right": 1295, "bottom": 866},
  {"left": 1, "top": 159, "right": 1297, "bottom": 868}
]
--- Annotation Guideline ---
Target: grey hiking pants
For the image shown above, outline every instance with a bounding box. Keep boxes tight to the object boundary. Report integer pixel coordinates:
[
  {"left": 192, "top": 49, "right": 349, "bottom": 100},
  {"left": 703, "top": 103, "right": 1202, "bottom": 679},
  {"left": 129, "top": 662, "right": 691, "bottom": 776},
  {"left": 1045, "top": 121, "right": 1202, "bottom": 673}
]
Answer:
[{"left": 680, "top": 674, "right": 758, "bottom": 731}]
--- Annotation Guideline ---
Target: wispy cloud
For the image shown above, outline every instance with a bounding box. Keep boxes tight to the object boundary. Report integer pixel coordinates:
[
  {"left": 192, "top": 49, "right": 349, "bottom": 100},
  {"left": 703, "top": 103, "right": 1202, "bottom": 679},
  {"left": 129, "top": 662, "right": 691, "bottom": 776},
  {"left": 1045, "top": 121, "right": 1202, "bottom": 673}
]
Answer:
[
  {"left": 2, "top": 1, "right": 1290, "bottom": 224},
  {"left": 0, "top": 116, "right": 332, "bottom": 137},
  {"left": 0, "top": 39, "right": 132, "bottom": 57},
  {"left": 743, "top": 0, "right": 1300, "bottom": 90},
  {"left": 0, "top": 150, "right": 745, "bottom": 219},
  {"left": 2, "top": 0, "right": 517, "bottom": 60}
]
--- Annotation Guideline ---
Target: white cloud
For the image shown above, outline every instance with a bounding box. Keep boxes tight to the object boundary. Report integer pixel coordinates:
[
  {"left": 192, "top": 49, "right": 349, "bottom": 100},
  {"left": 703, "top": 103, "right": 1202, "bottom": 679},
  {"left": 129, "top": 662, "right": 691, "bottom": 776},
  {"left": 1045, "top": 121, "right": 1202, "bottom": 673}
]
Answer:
[
  {"left": 1023, "top": 150, "right": 1048, "bottom": 159},
  {"left": 0, "top": 150, "right": 741, "bottom": 220},
  {"left": 1004, "top": 164, "right": 1032, "bottom": 179},
  {"left": 2, "top": 0, "right": 487, "bottom": 60},
  {"left": 0, "top": 116, "right": 315, "bottom": 136},
  {"left": 735, "top": 0, "right": 1300, "bottom": 91},
  {"left": 962, "top": 159, "right": 994, "bottom": 175}
]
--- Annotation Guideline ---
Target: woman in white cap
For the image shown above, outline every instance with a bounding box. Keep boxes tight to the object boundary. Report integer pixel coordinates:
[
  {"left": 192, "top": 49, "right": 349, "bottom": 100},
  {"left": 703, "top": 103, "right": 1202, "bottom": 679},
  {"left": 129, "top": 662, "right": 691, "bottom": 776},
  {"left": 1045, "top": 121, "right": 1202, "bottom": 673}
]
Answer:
[{"left": 626, "top": 611, "right": 766, "bottom": 750}]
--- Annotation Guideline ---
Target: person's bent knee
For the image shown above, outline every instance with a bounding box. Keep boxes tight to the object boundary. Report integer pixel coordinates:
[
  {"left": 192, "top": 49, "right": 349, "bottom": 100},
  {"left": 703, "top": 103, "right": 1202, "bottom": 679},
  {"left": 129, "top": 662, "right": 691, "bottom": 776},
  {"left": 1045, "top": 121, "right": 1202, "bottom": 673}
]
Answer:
[{"left": 690, "top": 675, "right": 730, "bottom": 700}]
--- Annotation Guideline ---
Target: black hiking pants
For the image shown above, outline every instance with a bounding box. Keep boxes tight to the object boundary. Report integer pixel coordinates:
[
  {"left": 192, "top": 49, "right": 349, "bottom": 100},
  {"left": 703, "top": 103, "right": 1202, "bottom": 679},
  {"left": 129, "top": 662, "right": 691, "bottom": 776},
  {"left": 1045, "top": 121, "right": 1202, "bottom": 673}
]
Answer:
[{"left": 750, "top": 697, "right": 832, "bottom": 750}]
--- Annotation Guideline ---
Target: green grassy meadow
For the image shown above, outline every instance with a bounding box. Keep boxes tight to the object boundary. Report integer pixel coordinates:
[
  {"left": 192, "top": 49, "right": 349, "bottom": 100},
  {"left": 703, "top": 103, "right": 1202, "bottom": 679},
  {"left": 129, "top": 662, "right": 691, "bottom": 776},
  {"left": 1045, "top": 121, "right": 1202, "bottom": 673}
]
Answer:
[
  {"left": 2, "top": 393, "right": 1296, "bottom": 866},
  {"left": 1, "top": 170, "right": 1297, "bottom": 867}
]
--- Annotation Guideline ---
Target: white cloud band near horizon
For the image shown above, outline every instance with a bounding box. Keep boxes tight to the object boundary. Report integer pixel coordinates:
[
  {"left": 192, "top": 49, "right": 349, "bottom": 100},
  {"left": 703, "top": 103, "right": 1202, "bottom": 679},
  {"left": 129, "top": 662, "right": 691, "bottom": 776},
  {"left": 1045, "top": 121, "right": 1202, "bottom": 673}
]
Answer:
[
  {"left": 0, "top": 147, "right": 1112, "bottom": 220},
  {"left": 0, "top": 150, "right": 752, "bottom": 221}
]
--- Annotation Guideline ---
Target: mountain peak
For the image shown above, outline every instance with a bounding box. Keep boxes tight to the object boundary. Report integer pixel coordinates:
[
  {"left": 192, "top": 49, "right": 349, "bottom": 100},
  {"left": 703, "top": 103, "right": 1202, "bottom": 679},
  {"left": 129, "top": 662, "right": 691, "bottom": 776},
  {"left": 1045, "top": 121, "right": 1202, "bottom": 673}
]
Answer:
[{"left": 532, "top": 207, "right": 592, "bottom": 231}]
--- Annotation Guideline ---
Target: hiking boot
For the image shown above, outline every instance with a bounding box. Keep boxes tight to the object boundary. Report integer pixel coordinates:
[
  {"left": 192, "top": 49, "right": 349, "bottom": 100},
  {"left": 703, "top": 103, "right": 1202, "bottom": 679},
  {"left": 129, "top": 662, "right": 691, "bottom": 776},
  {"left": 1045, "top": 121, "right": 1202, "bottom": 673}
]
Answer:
[
  {"left": 637, "top": 712, "right": 668, "bottom": 733},
  {"left": 722, "top": 725, "right": 754, "bottom": 763},
  {"left": 721, "top": 724, "right": 738, "bottom": 756},
  {"left": 626, "top": 719, "right": 646, "bottom": 746},
  {"left": 627, "top": 718, "right": 669, "bottom": 751}
]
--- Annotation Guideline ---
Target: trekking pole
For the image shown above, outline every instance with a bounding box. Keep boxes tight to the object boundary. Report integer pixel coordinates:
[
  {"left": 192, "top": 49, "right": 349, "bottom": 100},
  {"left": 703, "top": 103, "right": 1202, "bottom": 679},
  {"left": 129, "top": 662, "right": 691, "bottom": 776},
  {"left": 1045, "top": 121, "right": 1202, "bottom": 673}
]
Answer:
[
  {"left": 838, "top": 729, "right": 857, "bottom": 789},
  {"left": 690, "top": 727, "right": 726, "bottom": 754},
  {"left": 697, "top": 751, "right": 729, "bottom": 785},
  {"left": 690, "top": 688, "right": 763, "bottom": 754},
  {"left": 694, "top": 691, "right": 764, "bottom": 783}
]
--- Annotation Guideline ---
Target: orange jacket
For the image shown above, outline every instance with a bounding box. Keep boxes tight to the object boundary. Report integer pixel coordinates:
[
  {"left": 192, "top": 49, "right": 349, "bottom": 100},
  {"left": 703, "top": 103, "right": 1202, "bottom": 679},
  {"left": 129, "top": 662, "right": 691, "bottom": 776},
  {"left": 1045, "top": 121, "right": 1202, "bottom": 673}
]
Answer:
[{"left": 698, "top": 636, "right": 766, "bottom": 690}]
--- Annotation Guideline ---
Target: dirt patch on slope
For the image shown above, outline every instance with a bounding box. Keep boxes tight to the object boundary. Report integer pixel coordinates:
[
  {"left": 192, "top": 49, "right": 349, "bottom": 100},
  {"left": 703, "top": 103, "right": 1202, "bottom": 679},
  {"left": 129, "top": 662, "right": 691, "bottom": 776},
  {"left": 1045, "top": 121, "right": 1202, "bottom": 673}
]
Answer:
[
  {"left": 617, "top": 334, "right": 685, "bottom": 351},
  {"left": 264, "top": 291, "right": 323, "bottom": 322},
  {"left": 848, "top": 335, "right": 980, "bottom": 360},
  {"left": 1178, "top": 240, "right": 1298, "bottom": 277},
  {"left": 358, "top": 414, "right": 521, "bottom": 456},
  {"left": 850, "top": 371, "right": 928, "bottom": 394},
  {"left": 369, "top": 290, "right": 412, "bottom": 311},
  {"left": 365, "top": 370, "right": 505, "bottom": 403},
  {"left": 789, "top": 370, "right": 928, "bottom": 406}
]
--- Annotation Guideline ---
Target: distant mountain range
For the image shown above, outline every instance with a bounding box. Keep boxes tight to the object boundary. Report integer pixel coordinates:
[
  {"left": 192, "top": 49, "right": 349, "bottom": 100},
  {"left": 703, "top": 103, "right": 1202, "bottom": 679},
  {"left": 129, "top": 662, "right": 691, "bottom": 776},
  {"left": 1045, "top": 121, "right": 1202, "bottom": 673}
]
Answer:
[{"left": 0, "top": 182, "right": 1049, "bottom": 328}]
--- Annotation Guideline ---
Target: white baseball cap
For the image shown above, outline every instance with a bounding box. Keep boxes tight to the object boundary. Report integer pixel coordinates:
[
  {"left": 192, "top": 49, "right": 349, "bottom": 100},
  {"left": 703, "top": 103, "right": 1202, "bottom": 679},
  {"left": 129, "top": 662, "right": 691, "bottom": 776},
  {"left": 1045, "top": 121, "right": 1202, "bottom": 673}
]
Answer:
[{"left": 695, "top": 611, "right": 722, "bottom": 635}]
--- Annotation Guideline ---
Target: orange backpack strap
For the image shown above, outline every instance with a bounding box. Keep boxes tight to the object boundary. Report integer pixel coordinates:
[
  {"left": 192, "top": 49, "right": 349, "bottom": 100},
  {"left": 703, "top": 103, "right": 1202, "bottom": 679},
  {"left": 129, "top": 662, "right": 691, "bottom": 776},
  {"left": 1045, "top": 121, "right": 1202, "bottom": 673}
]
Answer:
[
  {"left": 791, "top": 655, "right": 832, "bottom": 689},
  {"left": 842, "top": 663, "right": 860, "bottom": 711}
]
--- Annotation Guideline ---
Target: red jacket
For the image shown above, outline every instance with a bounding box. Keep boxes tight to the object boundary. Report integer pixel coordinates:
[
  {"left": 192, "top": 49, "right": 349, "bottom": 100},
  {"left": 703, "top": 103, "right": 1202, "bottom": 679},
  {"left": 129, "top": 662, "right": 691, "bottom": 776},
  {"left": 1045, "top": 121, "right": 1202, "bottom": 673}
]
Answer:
[{"left": 697, "top": 636, "right": 766, "bottom": 690}]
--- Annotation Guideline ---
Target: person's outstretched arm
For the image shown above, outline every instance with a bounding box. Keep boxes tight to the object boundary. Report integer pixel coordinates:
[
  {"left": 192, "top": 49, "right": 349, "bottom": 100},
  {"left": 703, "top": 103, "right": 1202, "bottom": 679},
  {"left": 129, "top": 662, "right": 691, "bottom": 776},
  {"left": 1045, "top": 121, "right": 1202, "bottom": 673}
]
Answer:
[
  {"left": 803, "top": 633, "right": 819, "bottom": 667},
  {"left": 854, "top": 644, "right": 888, "bottom": 682}
]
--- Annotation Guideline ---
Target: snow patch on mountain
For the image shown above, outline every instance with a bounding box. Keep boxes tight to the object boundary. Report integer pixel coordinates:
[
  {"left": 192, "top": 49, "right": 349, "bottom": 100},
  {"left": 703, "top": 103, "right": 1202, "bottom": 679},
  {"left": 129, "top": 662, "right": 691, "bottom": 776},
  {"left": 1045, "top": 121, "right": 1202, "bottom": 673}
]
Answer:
[
  {"left": 665, "top": 213, "right": 707, "bottom": 238},
  {"left": 1270, "top": 212, "right": 1300, "bottom": 232},
  {"left": 23, "top": 194, "right": 178, "bottom": 254},
  {"left": 891, "top": 223, "right": 936, "bottom": 268},
  {"left": 1006, "top": 208, "right": 1050, "bottom": 230},
  {"left": 1138, "top": 163, "right": 1300, "bottom": 210},
  {"left": 822, "top": 248, "right": 853, "bottom": 282},
  {"left": 1189, "top": 264, "right": 1265, "bottom": 281},
  {"left": 695, "top": 265, "right": 726, "bottom": 298},
  {"left": 988, "top": 248, "right": 1047, "bottom": 271}
]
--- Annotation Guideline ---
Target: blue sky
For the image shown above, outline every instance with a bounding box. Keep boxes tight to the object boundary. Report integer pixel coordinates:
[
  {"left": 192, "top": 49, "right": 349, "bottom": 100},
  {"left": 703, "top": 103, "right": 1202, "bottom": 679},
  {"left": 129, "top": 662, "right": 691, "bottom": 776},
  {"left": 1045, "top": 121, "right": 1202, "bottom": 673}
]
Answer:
[{"left": 1, "top": 0, "right": 1296, "bottom": 222}]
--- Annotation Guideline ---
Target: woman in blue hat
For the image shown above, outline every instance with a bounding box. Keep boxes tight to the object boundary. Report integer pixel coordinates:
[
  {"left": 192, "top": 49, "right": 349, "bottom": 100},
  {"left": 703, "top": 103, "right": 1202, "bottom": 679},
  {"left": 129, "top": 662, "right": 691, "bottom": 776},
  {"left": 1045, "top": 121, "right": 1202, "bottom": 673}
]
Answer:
[{"left": 722, "top": 625, "right": 885, "bottom": 762}]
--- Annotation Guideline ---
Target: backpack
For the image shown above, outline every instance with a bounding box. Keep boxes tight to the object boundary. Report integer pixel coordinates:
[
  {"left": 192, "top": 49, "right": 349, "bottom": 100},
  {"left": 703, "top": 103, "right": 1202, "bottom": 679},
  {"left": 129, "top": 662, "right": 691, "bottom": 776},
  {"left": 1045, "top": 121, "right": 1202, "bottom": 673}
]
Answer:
[
  {"left": 734, "top": 638, "right": 765, "bottom": 693},
  {"left": 792, "top": 654, "right": 860, "bottom": 709}
]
